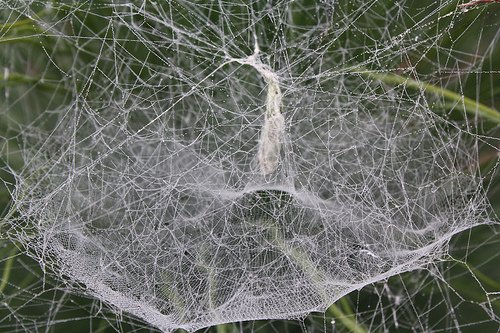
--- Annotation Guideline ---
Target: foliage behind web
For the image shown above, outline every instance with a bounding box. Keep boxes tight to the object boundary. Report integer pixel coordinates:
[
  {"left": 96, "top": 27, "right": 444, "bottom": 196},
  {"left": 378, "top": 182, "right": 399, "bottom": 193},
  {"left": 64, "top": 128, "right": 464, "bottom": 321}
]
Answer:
[{"left": 0, "top": 0, "right": 499, "bottom": 332}]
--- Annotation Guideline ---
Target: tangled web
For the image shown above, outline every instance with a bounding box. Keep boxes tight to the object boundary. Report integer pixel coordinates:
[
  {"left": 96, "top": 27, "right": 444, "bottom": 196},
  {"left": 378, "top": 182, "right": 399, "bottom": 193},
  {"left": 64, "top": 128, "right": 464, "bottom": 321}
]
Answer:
[{"left": 1, "top": 0, "right": 499, "bottom": 332}]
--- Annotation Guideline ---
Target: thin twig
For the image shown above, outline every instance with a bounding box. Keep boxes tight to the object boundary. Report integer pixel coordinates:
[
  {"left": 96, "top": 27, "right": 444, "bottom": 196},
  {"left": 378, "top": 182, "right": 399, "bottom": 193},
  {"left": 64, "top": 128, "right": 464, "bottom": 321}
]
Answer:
[{"left": 459, "top": 0, "right": 500, "bottom": 8}]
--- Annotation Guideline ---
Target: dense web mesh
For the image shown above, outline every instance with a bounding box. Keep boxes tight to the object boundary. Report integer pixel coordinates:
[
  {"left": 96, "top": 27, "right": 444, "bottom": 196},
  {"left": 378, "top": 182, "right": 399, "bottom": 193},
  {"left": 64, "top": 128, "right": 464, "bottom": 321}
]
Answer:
[{"left": 0, "top": 1, "right": 499, "bottom": 332}]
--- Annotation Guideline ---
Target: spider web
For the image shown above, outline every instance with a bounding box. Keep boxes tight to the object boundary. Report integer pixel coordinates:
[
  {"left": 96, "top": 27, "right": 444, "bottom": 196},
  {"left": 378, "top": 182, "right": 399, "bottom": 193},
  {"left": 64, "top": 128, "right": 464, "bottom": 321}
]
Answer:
[{"left": 1, "top": 1, "right": 499, "bottom": 332}]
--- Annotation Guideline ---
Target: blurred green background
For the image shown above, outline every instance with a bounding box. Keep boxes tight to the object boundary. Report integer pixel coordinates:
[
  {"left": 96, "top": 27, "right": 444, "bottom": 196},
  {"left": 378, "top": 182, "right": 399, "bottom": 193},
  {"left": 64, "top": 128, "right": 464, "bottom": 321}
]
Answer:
[{"left": 1, "top": 1, "right": 499, "bottom": 332}]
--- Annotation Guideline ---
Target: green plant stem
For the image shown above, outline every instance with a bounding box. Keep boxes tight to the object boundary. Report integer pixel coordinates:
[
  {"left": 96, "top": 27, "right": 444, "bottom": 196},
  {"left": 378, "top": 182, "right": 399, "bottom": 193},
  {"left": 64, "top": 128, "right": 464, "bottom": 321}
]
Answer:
[
  {"left": 95, "top": 319, "right": 109, "bottom": 333},
  {"left": 1, "top": 72, "right": 42, "bottom": 85},
  {"left": 265, "top": 219, "right": 367, "bottom": 333},
  {"left": 216, "top": 323, "right": 234, "bottom": 333},
  {"left": 327, "top": 303, "right": 368, "bottom": 333},
  {"left": 339, "top": 297, "right": 355, "bottom": 316},
  {"left": 0, "top": 72, "right": 66, "bottom": 93},
  {"left": 0, "top": 8, "right": 49, "bottom": 31},
  {"left": 0, "top": 7, "right": 52, "bottom": 45},
  {"left": 0, "top": 247, "right": 18, "bottom": 294},
  {"left": 0, "top": 187, "right": 11, "bottom": 201},
  {"left": 356, "top": 68, "right": 500, "bottom": 123},
  {"left": 450, "top": 263, "right": 500, "bottom": 314},
  {"left": 0, "top": 23, "right": 42, "bottom": 45},
  {"left": 0, "top": 17, "right": 37, "bottom": 31},
  {"left": 0, "top": 36, "right": 41, "bottom": 45},
  {"left": 456, "top": 261, "right": 500, "bottom": 290}
]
